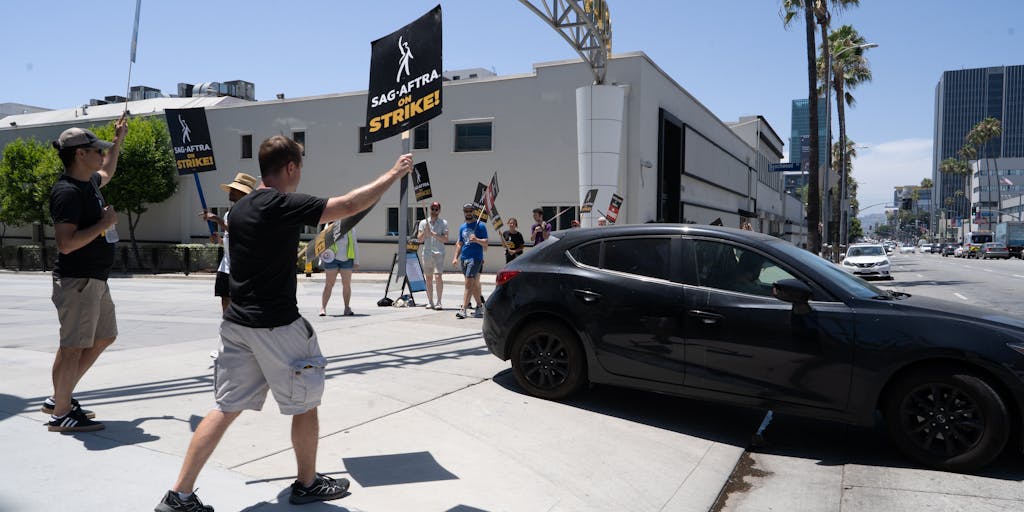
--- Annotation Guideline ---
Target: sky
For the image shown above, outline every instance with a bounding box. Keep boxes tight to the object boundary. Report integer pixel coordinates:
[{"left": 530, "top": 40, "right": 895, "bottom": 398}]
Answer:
[{"left": 3, "top": 0, "right": 1023, "bottom": 214}]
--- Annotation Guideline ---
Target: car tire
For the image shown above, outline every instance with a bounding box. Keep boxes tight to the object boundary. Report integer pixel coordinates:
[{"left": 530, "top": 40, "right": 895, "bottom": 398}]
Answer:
[
  {"left": 510, "top": 320, "right": 587, "bottom": 400},
  {"left": 883, "top": 367, "right": 1009, "bottom": 472}
]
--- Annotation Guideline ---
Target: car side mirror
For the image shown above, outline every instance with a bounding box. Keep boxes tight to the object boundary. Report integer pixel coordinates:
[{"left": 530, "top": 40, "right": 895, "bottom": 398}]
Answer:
[{"left": 772, "top": 279, "right": 812, "bottom": 314}]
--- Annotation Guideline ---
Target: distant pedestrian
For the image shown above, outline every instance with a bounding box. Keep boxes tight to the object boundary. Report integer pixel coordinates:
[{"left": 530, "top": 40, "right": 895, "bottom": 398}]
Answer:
[
  {"left": 530, "top": 208, "right": 551, "bottom": 245},
  {"left": 452, "top": 203, "right": 487, "bottom": 319},
  {"left": 319, "top": 225, "right": 359, "bottom": 316},
  {"left": 570, "top": 220, "right": 580, "bottom": 228},
  {"left": 201, "top": 172, "right": 256, "bottom": 313},
  {"left": 503, "top": 217, "right": 525, "bottom": 263},
  {"left": 597, "top": 216, "right": 607, "bottom": 226},
  {"left": 43, "top": 114, "right": 127, "bottom": 433},
  {"left": 741, "top": 221, "right": 753, "bottom": 231},
  {"left": 417, "top": 201, "right": 449, "bottom": 310},
  {"left": 155, "top": 135, "right": 412, "bottom": 511}
]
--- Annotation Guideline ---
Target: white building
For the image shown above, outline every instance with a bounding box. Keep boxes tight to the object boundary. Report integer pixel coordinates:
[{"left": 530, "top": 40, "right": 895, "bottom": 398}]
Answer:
[
  {"left": 0, "top": 52, "right": 806, "bottom": 270},
  {"left": 970, "top": 157, "right": 1024, "bottom": 229}
]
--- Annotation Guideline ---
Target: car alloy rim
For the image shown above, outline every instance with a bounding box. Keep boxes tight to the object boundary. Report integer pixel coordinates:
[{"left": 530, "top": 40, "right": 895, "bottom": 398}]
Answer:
[
  {"left": 518, "top": 333, "right": 570, "bottom": 390},
  {"left": 899, "top": 383, "right": 985, "bottom": 457}
]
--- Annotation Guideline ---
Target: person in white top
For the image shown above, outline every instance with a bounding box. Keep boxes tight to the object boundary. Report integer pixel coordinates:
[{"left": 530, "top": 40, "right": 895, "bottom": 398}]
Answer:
[
  {"left": 319, "top": 225, "right": 359, "bottom": 316},
  {"left": 416, "top": 201, "right": 449, "bottom": 310},
  {"left": 201, "top": 172, "right": 256, "bottom": 313}
]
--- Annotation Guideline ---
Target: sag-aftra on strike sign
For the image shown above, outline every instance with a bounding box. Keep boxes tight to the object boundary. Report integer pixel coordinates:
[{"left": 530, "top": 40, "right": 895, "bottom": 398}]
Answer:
[{"left": 364, "top": 5, "right": 442, "bottom": 143}]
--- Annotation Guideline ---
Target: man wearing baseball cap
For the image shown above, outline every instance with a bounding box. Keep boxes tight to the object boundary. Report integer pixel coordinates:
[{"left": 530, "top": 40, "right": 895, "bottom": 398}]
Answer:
[
  {"left": 201, "top": 172, "right": 257, "bottom": 312},
  {"left": 452, "top": 203, "right": 488, "bottom": 319},
  {"left": 416, "top": 201, "right": 448, "bottom": 309},
  {"left": 43, "top": 113, "right": 127, "bottom": 433}
]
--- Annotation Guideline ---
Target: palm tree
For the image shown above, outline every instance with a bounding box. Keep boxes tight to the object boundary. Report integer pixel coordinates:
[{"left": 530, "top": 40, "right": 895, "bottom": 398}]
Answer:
[
  {"left": 782, "top": 1, "right": 822, "bottom": 254},
  {"left": 941, "top": 151, "right": 973, "bottom": 228},
  {"left": 966, "top": 118, "right": 1002, "bottom": 228},
  {"left": 782, "top": 0, "right": 860, "bottom": 255},
  {"left": 819, "top": 24, "right": 871, "bottom": 253},
  {"left": 830, "top": 136, "right": 859, "bottom": 243}
]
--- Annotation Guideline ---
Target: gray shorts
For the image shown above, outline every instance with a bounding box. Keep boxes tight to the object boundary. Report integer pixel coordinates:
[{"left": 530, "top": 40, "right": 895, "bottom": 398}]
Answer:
[
  {"left": 214, "top": 317, "right": 327, "bottom": 415},
  {"left": 51, "top": 277, "right": 118, "bottom": 348},
  {"left": 420, "top": 250, "right": 445, "bottom": 275}
]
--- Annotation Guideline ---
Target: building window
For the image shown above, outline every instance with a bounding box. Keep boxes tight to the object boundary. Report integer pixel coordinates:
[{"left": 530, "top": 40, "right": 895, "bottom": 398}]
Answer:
[
  {"left": 241, "top": 134, "right": 252, "bottom": 159},
  {"left": 359, "top": 127, "right": 373, "bottom": 153},
  {"left": 413, "top": 123, "right": 429, "bottom": 150},
  {"left": 292, "top": 130, "right": 305, "bottom": 155},
  {"left": 541, "top": 205, "right": 578, "bottom": 231},
  {"left": 454, "top": 122, "right": 492, "bottom": 152},
  {"left": 386, "top": 206, "right": 428, "bottom": 236}
]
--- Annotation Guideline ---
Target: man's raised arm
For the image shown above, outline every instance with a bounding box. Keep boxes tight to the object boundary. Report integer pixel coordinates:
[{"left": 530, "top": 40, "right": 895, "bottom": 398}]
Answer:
[{"left": 319, "top": 154, "right": 413, "bottom": 224}]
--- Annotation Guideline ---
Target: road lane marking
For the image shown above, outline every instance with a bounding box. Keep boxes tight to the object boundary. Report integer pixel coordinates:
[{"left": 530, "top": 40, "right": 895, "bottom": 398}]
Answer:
[
  {"left": 983, "top": 269, "right": 993, "bottom": 273},
  {"left": 916, "top": 274, "right": 924, "bottom": 278},
  {"left": 954, "top": 293, "right": 969, "bottom": 301},
  {"left": 1014, "top": 275, "right": 1024, "bottom": 279}
]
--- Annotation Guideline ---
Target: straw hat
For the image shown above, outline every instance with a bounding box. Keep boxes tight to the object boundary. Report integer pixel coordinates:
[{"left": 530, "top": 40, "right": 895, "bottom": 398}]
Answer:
[{"left": 219, "top": 172, "right": 257, "bottom": 195}]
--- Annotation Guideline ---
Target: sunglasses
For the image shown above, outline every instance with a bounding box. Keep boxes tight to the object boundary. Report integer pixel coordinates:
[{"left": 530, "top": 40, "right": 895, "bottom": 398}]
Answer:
[
  {"left": 84, "top": 147, "right": 106, "bottom": 156},
  {"left": 430, "top": 207, "right": 440, "bottom": 211}
]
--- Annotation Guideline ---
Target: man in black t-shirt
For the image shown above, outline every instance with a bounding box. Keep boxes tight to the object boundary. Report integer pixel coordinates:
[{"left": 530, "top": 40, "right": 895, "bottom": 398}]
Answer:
[
  {"left": 157, "top": 136, "right": 412, "bottom": 512},
  {"left": 44, "top": 116, "right": 127, "bottom": 434}
]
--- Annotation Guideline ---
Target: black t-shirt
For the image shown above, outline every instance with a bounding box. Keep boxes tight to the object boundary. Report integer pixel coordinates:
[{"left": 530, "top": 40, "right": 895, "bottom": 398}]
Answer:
[
  {"left": 503, "top": 230, "right": 525, "bottom": 262},
  {"left": 49, "top": 173, "right": 115, "bottom": 280},
  {"left": 223, "top": 188, "right": 326, "bottom": 328}
]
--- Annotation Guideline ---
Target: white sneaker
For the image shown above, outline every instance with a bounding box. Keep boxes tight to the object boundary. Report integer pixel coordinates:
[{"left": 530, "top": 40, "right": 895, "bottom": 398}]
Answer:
[
  {"left": 455, "top": 309, "right": 467, "bottom": 319},
  {"left": 434, "top": 303, "right": 443, "bottom": 310}
]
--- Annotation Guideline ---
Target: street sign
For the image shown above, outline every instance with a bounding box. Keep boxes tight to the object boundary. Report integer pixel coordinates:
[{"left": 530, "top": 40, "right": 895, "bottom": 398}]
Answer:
[{"left": 769, "top": 162, "right": 800, "bottom": 172}]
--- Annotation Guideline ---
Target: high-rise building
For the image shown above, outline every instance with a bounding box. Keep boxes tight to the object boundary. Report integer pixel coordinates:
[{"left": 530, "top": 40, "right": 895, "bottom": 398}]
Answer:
[
  {"left": 932, "top": 65, "right": 1024, "bottom": 230},
  {"left": 789, "top": 98, "right": 827, "bottom": 167}
]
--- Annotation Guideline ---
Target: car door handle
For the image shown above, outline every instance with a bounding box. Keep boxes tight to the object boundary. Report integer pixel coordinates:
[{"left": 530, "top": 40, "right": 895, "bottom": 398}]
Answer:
[
  {"left": 688, "top": 309, "right": 724, "bottom": 325},
  {"left": 573, "top": 289, "right": 602, "bottom": 303}
]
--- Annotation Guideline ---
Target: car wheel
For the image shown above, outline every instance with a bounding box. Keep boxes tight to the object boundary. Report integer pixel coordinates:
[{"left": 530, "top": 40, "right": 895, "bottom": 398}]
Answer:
[
  {"left": 510, "top": 320, "right": 587, "bottom": 400},
  {"left": 883, "top": 368, "right": 1009, "bottom": 472}
]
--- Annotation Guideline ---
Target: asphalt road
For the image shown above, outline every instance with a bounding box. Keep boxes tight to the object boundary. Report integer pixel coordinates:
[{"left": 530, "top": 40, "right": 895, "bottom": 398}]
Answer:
[{"left": 882, "top": 251, "right": 1024, "bottom": 317}]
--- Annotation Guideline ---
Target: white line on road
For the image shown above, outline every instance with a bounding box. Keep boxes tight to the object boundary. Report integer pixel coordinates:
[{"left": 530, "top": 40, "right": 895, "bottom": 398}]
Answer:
[
  {"left": 954, "top": 293, "right": 969, "bottom": 301},
  {"left": 983, "top": 269, "right": 993, "bottom": 273},
  {"left": 1014, "top": 275, "right": 1024, "bottom": 279},
  {"left": 916, "top": 273, "right": 924, "bottom": 278}
]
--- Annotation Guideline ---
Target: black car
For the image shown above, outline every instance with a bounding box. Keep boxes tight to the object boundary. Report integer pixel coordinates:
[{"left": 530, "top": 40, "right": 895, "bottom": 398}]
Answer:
[
  {"left": 482, "top": 224, "right": 1024, "bottom": 472},
  {"left": 941, "top": 243, "right": 958, "bottom": 257}
]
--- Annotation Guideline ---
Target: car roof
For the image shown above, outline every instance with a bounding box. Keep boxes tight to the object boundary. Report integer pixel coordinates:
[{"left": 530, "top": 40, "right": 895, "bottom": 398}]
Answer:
[{"left": 548, "top": 223, "right": 781, "bottom": 245}]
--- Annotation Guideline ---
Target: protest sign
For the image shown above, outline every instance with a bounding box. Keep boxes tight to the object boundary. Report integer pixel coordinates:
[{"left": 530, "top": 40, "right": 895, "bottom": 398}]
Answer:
[
  {"left": 606, "top": 193, "right": 624, "bottom": 224},
  {"left": 413, "top": 161, "right": 432, "bottom": 201},
  {"left": 365, "top": 5, "right": 443, "bottom": 144},
  {"left": 580, "top": 188, "right": 598, "bottom": 213}
]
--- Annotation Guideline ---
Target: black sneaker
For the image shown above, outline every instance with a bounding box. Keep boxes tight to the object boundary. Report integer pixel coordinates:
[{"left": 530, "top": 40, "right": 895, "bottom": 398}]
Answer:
[
  {"left": 47, "top": 408, "right": 104, "bottom": 432},
  {"left": 289, "top": 473, "right": 349, "bottom": 504},
  {"left": 40, "top": 397, "right": 95, "bottom": 419},
  {"left": 155, "top": 490, "right": 214, "bottom": 512}
]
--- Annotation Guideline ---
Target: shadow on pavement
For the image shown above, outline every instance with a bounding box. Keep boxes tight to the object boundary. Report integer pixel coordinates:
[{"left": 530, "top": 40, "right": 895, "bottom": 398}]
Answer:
[
  {"left": 492, "top": 370, "right": 763, "bottom": 446},
  {"left": 493, "top": 372, "right": 1024, "bottom": 481},
  {"left": 239, "top": 488, "right": 351, "bottom": 511},
  {"left": 63, "top": 417, "right": 166, "bottom": 449},
  {"left": 10, "top": 334, "right": 489, "bottom": 414},
  {"left": 749, "top": 413, "right": 1024, "bottom": 481},
  {"left": 341, "top": 451, "right": 458, "bottom": 487}
]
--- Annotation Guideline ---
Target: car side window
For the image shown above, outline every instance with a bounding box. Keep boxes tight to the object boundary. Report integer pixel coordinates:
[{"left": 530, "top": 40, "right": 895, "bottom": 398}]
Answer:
[
  {"left": 570, "top": 238, "right": 671, "bottom": 281},
  {"left": 693, "top": 240, "right": 795, "bottom": 297},
  {"left": 570, "top": 241, "right": 601, "bottom": 267}
]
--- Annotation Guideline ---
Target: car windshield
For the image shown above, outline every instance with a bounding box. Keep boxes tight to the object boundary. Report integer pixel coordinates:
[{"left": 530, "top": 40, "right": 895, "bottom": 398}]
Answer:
[
  {"left": 847, "top": 246, "right": 884, "bottom": 257},
  {"left": 769, "top": 240, "right": 887, "bottom": 300},
  {"left": 984, "top": 243, "right": 1002, "bottom": 248}
]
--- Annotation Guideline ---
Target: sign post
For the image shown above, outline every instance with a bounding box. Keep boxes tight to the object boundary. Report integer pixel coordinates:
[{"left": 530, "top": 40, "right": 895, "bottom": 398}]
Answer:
[{"left": 365, "top": 5, "right": 443, "bottom": 281}]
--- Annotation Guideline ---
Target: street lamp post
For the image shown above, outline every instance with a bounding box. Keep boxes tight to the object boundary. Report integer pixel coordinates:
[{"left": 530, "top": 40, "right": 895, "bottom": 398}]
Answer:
[{"left": 828, "top": 41, "right": 877, "bottom": 256}]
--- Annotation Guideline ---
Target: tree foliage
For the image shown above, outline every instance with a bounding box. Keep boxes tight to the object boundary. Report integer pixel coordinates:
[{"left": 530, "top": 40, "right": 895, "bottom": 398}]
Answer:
[
  {"left": 91, "top": 116, "right": 178, "bottom": 255},
  {"left": 0, "top": 137, "right": 62, "bottom": 227}
]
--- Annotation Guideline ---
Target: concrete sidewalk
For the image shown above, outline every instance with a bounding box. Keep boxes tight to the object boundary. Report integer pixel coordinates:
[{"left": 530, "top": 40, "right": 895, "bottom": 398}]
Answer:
[{"left": 0, "top": 273, "right": 749, "bottom": 511}]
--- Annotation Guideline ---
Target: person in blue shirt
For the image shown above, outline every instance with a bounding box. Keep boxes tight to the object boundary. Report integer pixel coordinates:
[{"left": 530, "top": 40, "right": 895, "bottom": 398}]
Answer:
[{"left": 451, "top": 203, "right": 488, "bottom": 319}]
